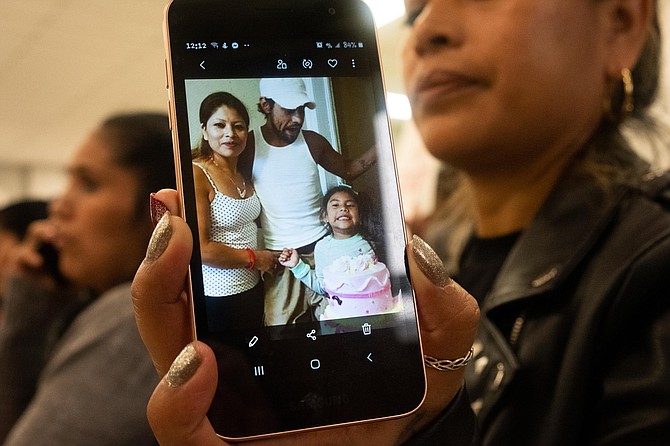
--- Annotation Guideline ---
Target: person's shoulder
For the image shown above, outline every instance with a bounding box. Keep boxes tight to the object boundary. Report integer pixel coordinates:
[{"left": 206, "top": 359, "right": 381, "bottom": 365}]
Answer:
[
  {"left": 192, "top": 160, "right": 208, "bottom": 177},
  {"left": 596, "top": 178, "right": 670, "bottom": 333},
  {"left": 56, "top": 283, "right": 136, "bottom": 343},
  {"left": 315, "top": 234, "right": 334, "bottom": 248},
  {"left": 302, "top": 129, "right": 331, "bottom": 147},
  {"left": 603, "top": 173, "right": 670, "bottom": 288},
  {"left": 638, "top": 170, "right": 670, "bottom": 210},
  {"left": 41, "top": 282, "right": 155, "bottom": 383},
  {"left": 623, "top": 171, "right": 670, "bottom": 230}
]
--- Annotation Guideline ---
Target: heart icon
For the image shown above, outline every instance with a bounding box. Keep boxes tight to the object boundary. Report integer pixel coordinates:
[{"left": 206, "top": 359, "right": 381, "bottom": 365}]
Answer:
[{"left": 327, "top": 59, "right": 338, "bottom": 68}]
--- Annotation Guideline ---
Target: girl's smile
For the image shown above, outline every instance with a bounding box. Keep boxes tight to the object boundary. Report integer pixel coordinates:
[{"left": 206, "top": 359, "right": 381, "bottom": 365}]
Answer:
[{"left": 325, "top": 191, "right": 360, "bottom": 239}]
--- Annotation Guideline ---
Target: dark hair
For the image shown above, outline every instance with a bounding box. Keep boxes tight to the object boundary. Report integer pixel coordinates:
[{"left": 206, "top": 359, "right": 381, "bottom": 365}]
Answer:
[
  {"left": 257, "top": 98, "right": 275, "bottom": 115},
  {"left": 576, "top": 5, "right": 664, "bottom": 186},
  {"left": 625, "top": 8, "right": 661, "bottom": 122},
  {"left": 99, "top": 113, "right": 176, "bottom": 218},
  {"left": 0, "top": 200, "right": 49, "bottom": 240},
  {"left": 193, "top": 92, "right": 250, "bottom": 160}
]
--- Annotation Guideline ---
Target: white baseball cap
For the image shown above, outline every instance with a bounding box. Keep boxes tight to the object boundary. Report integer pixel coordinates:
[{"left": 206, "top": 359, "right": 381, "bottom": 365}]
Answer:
[{"left": 259, "top": 78, "right": 316, "bottom": 110}]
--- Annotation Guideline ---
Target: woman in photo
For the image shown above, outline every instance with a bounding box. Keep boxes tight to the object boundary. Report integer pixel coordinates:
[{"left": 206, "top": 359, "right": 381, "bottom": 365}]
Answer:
[{"left": 192, "top": 92, "right": 276, "bottom": 330}]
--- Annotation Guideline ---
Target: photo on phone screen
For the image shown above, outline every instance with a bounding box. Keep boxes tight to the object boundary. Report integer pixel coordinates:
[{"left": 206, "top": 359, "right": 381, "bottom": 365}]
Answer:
[{"left": 164, "top": 0, "right": 426, "bottom": 439}]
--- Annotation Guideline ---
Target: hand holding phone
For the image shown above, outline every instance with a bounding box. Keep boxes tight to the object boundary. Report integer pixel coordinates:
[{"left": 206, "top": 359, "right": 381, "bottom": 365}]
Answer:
[
  {"left": 134, "top": 190, "right": 479, "bottom": 445},
  {"left": 163, "top": 0, "right": 432, "bottom": 439},
  {"left": 5, "top": 220, "right": 66, "bottom": 287}
]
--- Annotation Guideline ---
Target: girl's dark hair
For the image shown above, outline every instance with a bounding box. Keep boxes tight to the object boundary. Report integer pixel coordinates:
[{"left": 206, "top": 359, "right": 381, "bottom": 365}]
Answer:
[
  {"left": 99, "top": 113, "right": 176, "bottom": 219},
  {"left": 192, "top": 92, "right": 250, "bottom": 160}
]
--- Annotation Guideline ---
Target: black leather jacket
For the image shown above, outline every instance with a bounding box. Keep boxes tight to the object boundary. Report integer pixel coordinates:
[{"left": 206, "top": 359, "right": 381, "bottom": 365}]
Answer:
[{"left": 412, "top": 172, "right": 670, "bottom": 446}]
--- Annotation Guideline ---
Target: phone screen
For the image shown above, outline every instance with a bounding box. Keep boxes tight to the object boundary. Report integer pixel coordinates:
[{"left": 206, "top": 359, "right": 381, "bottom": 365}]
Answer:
[{"left": 164, "top": 0, "right": 426, "bottom": 439}]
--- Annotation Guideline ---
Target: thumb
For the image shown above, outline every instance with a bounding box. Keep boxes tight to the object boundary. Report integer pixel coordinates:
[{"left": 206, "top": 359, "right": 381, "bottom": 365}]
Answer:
[{"left": 147, "top": 341, "right": 226, "bottom": 446}]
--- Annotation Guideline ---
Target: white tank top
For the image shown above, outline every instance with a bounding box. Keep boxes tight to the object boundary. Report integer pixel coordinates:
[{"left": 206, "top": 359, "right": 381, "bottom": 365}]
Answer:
[
  {"left": 194, "top": 163, "right": 261, "bottom": 297},
  {"left": 252, "top": 128, "right": 327, "bottom": 250}
]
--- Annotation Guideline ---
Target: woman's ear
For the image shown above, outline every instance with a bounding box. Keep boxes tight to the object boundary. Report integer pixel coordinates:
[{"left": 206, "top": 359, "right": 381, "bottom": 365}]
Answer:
[
  {"left": 602, "top": 0, "right": 655, "bottom": 77},
  {"left": 201, "top": 125, "right": 208, "bottom": 141}
]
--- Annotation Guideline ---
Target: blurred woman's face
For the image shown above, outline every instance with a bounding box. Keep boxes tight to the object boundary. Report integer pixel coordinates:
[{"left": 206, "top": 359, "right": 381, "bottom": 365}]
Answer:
[
  {"left": 50, "top": 130, "right": 152, "bottom": 293},
  {"left": 402, "top": 0, "right": 609, "bottom": 174},
  {"left": 202, "top": 105, "right": 248, "bottom": 158}
]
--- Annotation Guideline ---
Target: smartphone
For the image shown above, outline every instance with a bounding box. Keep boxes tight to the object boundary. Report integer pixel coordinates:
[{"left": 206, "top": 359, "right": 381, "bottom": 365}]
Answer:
[
  {"left": 37, "top": 242, "right": 67, "bottom": 285},
  {"left": 163, "top": 0, "right": 426, "bottom": 439}
]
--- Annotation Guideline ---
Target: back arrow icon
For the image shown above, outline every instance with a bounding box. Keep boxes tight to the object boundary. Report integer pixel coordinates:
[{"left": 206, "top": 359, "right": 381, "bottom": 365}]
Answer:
[
  {"left": 367, "top": 353, "right": 373, "bottom": 362},
  {"left": 200, "top": 61, "right": 206, "bottom": 70}
]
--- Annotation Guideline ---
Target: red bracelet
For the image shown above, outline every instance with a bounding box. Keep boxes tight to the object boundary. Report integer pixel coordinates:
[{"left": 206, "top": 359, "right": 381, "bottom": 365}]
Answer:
[{"left": 245, "top": 248, "right": 256, "bottom": 270}]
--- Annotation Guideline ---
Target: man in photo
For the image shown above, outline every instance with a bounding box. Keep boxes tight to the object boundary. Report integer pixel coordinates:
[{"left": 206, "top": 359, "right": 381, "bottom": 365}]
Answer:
[{"left": 240, "top": 77, "right": 377, "bottom": 325}]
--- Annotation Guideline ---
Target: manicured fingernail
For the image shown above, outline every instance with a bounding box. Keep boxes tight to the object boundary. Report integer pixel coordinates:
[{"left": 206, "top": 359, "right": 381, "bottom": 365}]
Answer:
[
  {"left": 150, "top": 193, "right": 169, "bottom": 227},
  {"left": 412, "top": 234, "right": 452, "bottom": 287},
  {"left": 146, "top": 211, "right": 172, "bottom": 262},
  {"left": 165, "top": 343, "right": 201, "bottom": 388}
]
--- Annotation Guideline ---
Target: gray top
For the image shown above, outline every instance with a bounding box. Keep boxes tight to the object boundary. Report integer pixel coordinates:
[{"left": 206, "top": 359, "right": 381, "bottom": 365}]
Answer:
[{"left": 0, "top": 278, "right": 157, "bottom": 445}]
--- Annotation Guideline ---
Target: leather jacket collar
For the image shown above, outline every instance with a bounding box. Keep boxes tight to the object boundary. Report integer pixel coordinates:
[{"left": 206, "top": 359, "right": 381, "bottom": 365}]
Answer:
[{"left": 484, "top": 175, "right": 627, "bottom": 313}]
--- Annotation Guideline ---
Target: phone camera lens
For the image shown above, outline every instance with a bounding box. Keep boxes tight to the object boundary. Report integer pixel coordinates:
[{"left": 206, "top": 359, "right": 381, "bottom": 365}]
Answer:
[{"left": 328, "top": 7, "right": 336, "bottom": 15}]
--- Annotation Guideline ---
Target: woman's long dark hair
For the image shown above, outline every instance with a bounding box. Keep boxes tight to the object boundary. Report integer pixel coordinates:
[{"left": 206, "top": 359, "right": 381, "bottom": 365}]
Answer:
[
  {"left": 192, "top": 92, "right": 250, "bottom": 160},
  {"left": 99, "top": 113, "right": 176, "bottom": 219}
]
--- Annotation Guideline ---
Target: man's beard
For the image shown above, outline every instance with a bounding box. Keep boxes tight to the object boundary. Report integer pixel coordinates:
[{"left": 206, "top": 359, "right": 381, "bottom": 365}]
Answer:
[{"left": 279, "top": 125, "right": 301, "bottom": 144}]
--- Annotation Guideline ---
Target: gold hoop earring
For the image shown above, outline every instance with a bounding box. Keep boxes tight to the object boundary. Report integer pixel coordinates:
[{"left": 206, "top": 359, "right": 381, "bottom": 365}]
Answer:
[
  {"left": 604, "top": 68, "right": 635, "bottom": 123},
  {"left": 621, "top": 68, "right": 634, "bottom": 116}
]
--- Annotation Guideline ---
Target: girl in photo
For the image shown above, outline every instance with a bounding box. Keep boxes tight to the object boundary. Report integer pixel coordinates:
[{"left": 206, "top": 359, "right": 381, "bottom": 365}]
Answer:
[{"left": 279, "top": 185, "right": 394, "bottom": 319}]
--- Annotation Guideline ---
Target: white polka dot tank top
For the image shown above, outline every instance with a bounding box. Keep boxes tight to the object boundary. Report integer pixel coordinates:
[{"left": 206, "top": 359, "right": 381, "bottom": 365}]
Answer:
[{"left": 194, "top": 163, "right": 262, "bottom": 297}]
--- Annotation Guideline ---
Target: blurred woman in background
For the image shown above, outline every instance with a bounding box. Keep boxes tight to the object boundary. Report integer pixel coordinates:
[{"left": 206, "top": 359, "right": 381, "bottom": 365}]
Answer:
[{"left": 0, "top": 113, "right": 174, "bottom": 445}]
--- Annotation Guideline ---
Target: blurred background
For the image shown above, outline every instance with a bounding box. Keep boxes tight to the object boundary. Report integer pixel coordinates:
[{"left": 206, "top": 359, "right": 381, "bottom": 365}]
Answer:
[{"left": 1, "top": 0, "right": 669, "bottom": 223}]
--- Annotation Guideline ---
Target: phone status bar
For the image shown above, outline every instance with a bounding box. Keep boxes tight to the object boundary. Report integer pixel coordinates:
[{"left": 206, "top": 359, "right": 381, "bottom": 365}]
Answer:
[
  {"left": 185, "top": 42, "right": 250, "bottom": 50},
  {"left": 184, "top": 41, "right": 364, "bottom": 51},
  {"left": 317, "top": 41, "right": 364, "bottom": 49}
]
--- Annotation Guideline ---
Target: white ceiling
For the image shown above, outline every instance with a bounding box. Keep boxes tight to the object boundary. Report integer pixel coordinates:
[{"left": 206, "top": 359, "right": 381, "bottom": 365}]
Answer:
[
  {"left": 0, "top": 0, "right": 407, "bottom": 170},
  {"left": 0, "top": 0, "right": 171, "bottom": 167},
  {"left": 0, "top": 1, "right": 667, "bottom": 202}
]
